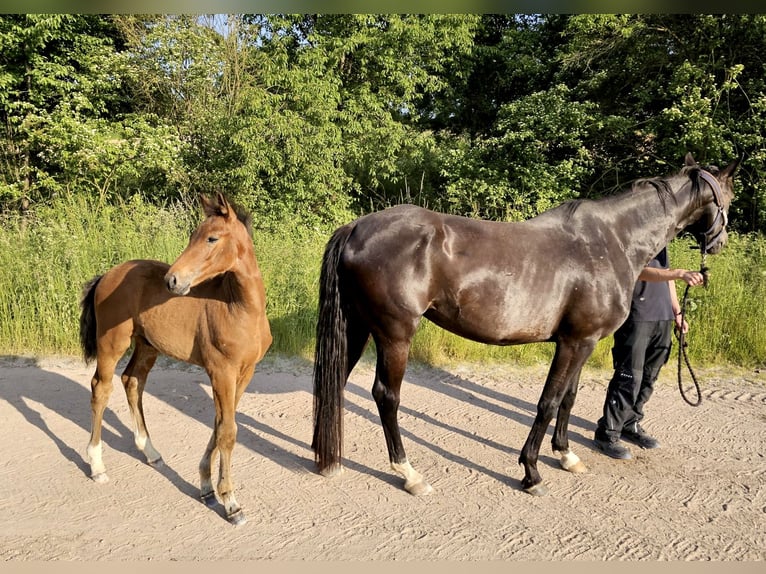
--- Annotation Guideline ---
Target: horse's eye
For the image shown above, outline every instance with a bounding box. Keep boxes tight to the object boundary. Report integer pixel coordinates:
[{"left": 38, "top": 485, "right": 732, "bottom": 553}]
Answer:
[{"left": 207, "top": 236, "right": 219, "bottom": 244}]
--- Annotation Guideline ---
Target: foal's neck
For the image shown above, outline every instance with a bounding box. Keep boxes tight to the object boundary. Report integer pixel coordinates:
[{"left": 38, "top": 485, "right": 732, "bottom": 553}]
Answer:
[{"left": 221, "top": 249, "right": 265, "bottom": 311}]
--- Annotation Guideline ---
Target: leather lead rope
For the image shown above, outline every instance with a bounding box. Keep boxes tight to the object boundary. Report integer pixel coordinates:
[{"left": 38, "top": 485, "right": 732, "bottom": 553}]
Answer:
[{"left": 675, "top": 242, "right": 707, "bottom": 407}]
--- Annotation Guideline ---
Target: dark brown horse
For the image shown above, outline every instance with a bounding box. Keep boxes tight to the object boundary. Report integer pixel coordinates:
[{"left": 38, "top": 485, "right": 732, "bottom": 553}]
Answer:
[
  {"left": 79, "top": 193, "right": 271, "bottom": 525},
  {"left": 312, "top": 153, "right": 739, "bottom": 497}
]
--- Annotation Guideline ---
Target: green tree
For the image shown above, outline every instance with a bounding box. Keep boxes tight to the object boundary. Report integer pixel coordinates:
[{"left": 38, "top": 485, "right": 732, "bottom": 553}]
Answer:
[
  {"left": 558, "top": 14, "right": 766, "bottom": 230},
  {"left": 0, "top": 14, "right": 127, "bottom": 206}
]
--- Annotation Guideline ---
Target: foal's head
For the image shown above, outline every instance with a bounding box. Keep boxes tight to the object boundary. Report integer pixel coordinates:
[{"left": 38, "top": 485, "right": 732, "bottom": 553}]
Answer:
[
  {"left": 165, "top": 192, "right": 253, "bottom": 296},
  {"left": 680, "top": 152, "right": 739, "bottom": 255}
]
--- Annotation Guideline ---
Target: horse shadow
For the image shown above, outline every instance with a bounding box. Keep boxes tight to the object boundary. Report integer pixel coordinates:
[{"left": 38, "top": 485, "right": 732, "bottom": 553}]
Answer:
[
  {"left": 0, "top": 355, "right": 202, "bottom": 500},
  {"left": 0, "top": 348, "right": 603, "bottom": 509},
  {"left": 338, "top": 356, "right": 601, "bottom": 491}
]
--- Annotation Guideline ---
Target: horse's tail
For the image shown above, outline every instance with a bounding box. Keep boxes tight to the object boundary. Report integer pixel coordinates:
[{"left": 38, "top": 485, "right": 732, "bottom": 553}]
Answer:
[
  {"left": 79, "top": 275, "right": 102, "bottom": 363},
  {"left": 312, "top": 223, "right": 355, "bottom": 474}
]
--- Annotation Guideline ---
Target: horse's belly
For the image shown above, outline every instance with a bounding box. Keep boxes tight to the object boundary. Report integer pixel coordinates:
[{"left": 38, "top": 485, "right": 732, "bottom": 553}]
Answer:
[{"left": 424, "top": 304, "right": 554, "bottom": 345}]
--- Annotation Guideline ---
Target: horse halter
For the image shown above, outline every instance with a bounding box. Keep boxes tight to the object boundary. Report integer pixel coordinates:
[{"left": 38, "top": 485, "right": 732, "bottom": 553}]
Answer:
[{"left": 697, "top": 169, "right": 728, "bottom": 254}]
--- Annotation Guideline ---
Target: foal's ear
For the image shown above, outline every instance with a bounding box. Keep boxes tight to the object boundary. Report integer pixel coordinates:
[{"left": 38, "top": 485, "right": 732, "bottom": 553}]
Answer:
[
  {"left": 684, "top": 152, "right": 697, "bottom": 167},
  {"left": 215, "top": 191, "right": 231, "bottom": 218},
  {"left": 199, "top": 192, "right": 232, "bottom": 219}
]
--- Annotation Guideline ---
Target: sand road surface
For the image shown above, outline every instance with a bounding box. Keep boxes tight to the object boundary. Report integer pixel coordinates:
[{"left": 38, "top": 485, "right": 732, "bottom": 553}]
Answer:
[{"left": 1, "top": 354, "right": 764, "bottom": 561}]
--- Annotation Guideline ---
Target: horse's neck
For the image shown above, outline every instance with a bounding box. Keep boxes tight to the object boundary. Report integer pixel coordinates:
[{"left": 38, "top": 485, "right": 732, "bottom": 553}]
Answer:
[
  {"left": 604, "top": 181, "right": 686, "bottom": 270},
  {"left": 222, "top": 252, "right": 266, "bottom": 312}
]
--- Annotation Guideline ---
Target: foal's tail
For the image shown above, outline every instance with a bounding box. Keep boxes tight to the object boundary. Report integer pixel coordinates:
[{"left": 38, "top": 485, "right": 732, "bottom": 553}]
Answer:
[
  {"left": 312, "top": 223, "right": 355, "bottom": 474},
  {"left": 79, "top": 275, "right": 102, "bottom": 363}
]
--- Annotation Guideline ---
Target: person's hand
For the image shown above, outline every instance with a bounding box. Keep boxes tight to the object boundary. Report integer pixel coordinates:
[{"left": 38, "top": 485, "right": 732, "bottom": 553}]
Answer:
[
  {"left": 675, "top": 313, "right": 690, "bottom": 334},
  {"left": 680, "top": 270, "right": 705, "bottom": 286}
]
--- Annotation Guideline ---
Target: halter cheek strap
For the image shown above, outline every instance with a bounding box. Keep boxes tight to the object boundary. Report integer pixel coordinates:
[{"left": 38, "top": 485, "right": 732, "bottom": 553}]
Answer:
[{"left": 697, "top": 170, "right": 727, "bottom": 252}]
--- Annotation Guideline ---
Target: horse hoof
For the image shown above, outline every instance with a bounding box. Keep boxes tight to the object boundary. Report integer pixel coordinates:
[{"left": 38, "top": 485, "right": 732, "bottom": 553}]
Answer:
[
  {"left": 554, "top": 451, "right": 588, "bottom": 474},
  {"left": 200, "top": 491, "right": 217, "bottom": 508},
  {"left": 564, "top": 460, "right": 587, "bottom": 474},
  {"left": 524, "top": 482, "right": 549, "bottom": 497},
  {"left": 319, "top": 464, "right": 344, "bottom": 479},
  {"left": 91, "top": 472, "right": 109, "bottom": 484},
  {"left": 227, "top": 510, "right": 247, "bottom": 527},
  {"left": 148, "top": 457, "right": 164, "bottom": 469},
  {"left": 405, "top": 480, "right": 433, "bottom": 496}
]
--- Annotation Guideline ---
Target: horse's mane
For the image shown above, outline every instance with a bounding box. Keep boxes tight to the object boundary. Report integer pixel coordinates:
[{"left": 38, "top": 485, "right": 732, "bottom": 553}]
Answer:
[
  {"left": 555, "top": 163, "right": 707, "bottom": 222},
  {"left": 628, "top": 164, "right": 706, "bottom": 213}
]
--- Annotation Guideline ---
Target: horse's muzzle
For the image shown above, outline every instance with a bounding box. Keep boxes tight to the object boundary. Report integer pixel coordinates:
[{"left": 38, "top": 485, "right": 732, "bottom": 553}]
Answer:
[{"left": 165, "top": 272, "right": 191, "bottom": 296}]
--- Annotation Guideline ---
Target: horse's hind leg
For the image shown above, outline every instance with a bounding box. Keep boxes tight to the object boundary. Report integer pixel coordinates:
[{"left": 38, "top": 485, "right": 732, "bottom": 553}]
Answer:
[
  {"left": 121, "top": 338, "right": 162, "bottom": 467},
  {"left": 86, "top": 334, "right": 131, "bottom": 483},
  {"left": 372, "top": 338, "right": 432, "bottom": 496},
  {"left": 551, "top": 369, "right": 588, "bottom": 474},
  {"left": 519, "top": 338, "right": 595, "bottom": 496}
]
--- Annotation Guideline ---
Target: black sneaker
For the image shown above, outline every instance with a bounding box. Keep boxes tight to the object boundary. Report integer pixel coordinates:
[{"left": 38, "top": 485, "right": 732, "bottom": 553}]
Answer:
[
  {"left": 593, "top": 436, "right": 632, "bottom": 460},
  {"left": 621, "top": 424, "right": 660, "bottom": 449}
]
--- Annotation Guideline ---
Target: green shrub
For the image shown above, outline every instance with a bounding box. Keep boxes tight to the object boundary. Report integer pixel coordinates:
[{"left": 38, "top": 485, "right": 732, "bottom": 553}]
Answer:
[{"left": 1, "top": 198, "right": 764, "bottom": 371}]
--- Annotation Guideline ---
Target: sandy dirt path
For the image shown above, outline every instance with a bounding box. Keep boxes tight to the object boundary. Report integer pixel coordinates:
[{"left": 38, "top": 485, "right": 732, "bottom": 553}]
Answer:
[{"left": 0, "top": 354, "right": 764, "bottom": 561}]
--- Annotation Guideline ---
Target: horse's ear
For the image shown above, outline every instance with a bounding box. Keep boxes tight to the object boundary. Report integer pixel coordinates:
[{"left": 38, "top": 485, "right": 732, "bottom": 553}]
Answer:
[
  {"left": 720, "top": 156, "right": 741, "bottom": 180},
  {"left": 216, "top": 192, "right": 232, "bottom": 218},
  {"left": 199, "top": 194, "right": 216, "bottom": 217},
  {"left": 684, "top": 152, "right": 696, "bottom": 167}
]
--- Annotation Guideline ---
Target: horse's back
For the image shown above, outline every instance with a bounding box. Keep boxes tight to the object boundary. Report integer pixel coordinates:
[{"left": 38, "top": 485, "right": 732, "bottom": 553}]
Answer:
[{"left": 337, "top": 204, "right": 629, "bottom": 345}]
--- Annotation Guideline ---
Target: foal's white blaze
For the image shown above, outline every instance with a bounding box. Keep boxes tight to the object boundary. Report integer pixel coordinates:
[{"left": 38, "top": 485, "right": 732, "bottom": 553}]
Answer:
[
  {"left": 555, "top": 449, "right": 587, "bottom": 474},
  {"left": 391, "top": 460, "right": 433, "bottom": 496}
]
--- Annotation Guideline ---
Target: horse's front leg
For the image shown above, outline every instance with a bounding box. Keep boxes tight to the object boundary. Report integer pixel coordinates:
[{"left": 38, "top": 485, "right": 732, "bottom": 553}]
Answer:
[
  {"left": 519, "top": 339, "right": 595, "bottom": 496},
  {"left": 203, "top": 366, "right": 252, "bottom": 526},
  {"left": 552, "top": 368, "right": 588, "bottom": 474}
]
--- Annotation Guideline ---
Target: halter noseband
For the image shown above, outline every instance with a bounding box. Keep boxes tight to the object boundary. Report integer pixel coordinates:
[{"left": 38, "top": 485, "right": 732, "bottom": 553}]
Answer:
[{"left": 697, "top": 170, "right": 727, "bottom": 253}]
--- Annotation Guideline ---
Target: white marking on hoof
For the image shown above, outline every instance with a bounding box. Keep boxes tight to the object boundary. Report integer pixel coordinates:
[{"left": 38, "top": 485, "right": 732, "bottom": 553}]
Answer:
[
  {"left": 319, "top": 464, "right": 344, "bottom": 478},
  {"left": 91, "top": 472, "right": 109, "bottom": 484},
  {"left": 87, "top": 442, "right": 107, "bottom": 481},
  {"left": 391, "top": 461, "right": 433, "bottom": 496},
  {"left": 227, "top": 509, "right": 247, "bottom": 527},
  {"left": 555, "top": 449, "right": 588, "bottom": 474}
]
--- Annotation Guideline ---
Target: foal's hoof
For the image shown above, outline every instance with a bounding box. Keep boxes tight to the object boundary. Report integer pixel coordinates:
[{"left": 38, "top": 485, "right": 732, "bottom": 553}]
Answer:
[
  {"left": 200, "top": 491, "right": 217, "bottom": 508},
  {"left": 148, "top": 457, "right": 164, "bottom": 469},
  {"left": 404, "top": 480, "right": 433, "bottom": 496},
  {"left": 319, "top": 464, "right": 344, "bottom": 479},
  {"left": 91, "top": 472, "right": 109, "bottom": 484},
  {"left": 523, "top": 482, "right": 549, "bottom": 497},
  {"left": 227, "top": 509, "right": 247, "bottom": 527}
]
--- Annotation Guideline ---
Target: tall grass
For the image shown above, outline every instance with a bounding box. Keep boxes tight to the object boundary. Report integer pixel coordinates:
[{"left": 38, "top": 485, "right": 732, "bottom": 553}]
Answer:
[{"left": 1, "top": 196, "right": 765, "bottom": 370}]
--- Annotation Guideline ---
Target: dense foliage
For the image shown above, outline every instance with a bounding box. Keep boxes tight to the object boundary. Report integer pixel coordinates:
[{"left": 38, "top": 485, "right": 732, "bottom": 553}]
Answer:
[{"left": 2, "top": 14, "right": 765, "bottom": 231}]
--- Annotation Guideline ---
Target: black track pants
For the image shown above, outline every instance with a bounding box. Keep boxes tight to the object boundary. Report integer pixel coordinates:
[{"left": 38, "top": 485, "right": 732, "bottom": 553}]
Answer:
[{"left": 596, "top": 319, "right": 672, "bottom": 441}]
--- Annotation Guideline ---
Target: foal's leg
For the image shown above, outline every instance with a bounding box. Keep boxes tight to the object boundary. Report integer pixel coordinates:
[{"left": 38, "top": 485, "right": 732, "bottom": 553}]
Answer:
[
  {"left": 551, "top": 369, "right": 588, "bottom": 474},
  {"left": 519, "top": 339, "right": 595, "bottom": 496},
  {"left": 372, "top": 338, "right": 432, "bottom": 496},
  {"left": 200, "top": 364, "right": 255, "bottom": 525},
  {"left": 121, "top": 338, "right": 162, "bottom": 467},
  {"left": 86, "top": 336, "right": 131, "bottom": 483}
]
